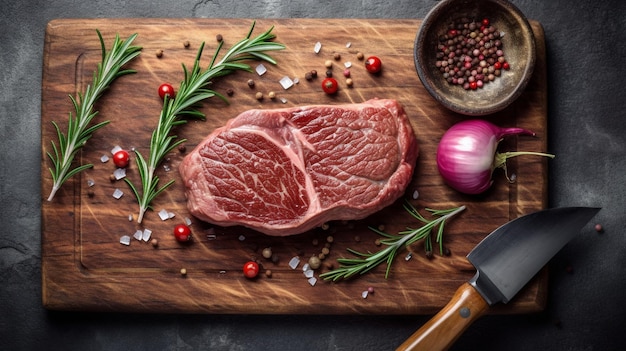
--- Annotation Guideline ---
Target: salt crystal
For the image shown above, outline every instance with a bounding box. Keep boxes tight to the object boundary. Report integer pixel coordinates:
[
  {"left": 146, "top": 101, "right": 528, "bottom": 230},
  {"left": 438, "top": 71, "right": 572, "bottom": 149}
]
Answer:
[
  {"left": 308, "top": 277, "right": 317, "bottom": 286},
  {"left": 207, "top": 234, "right": 217, "bottom": 240},
  {"left": 163, "top": 164, "right": 171, "bottom": 172},
  {"left": 344, "top": 61, "right": 352, "bottom": 68},
  {"left": 304, "top": 269, "right": 314, "bottom": 278},
  {"left": 293, "top": 77, "right": 299, "bottom": 84},
  {"left": 255, "top": 63, "right": 267, "bottom": 76},
  {"left": 412, "top": 189, "right": 419, "bottom": 200},
  {"left": 111, "top": 145, "right": 122, "bottom": 155},
  {"left": 313, "top": 41, "right": 322, "bottom": 54},
  {"left": 112, "top": 188, "right": 124, "bottom": 199},
  {"left": 87, "top": 179, "right": 95, "bottom": 187},
  {"left": 500, "top": 31, "right": 506, "bottom": 38},
  {"left": 133, "top": 230, "right": 143, "bottom": 241},
  {"left": 289, "top": 256, "right": 300, "bottom": 269},
  {"left": 302, "top": 263, "right": 310, "bottom": 272},
  {"left": 158, "top": 209, "right": 170, "bottom": 221},
  {"left": 279, "top": 97, "right": 288, "bottom": 104},
  {"left": 362, "top": 290, "right": 369, "bottom": 299},
  {"left": 142, "top": 229, "right": 152, "bottom": 242},
  {"left": 279, "top": 76, "right": 294, "bottom": 90},
  {"left": 238, "top": 234, "right": 246, "bottom": 241},
  {"left": 168, "top": 212, "right": 175, "bottom": 219},
  {"left": 113, "top": 168, "right": 126, "bottom": 180},
  {"left": 128, "top": 214, "right": 133, "bottom": 222},
  {"left": 346, "top": 42, "right": 352, "bottom": 48},
  {"left": 120, "top": 235, "right": 131, "bottom": 246},
  {"left": 100, "top": 155, "right": 109, "bottom": 163},
  {"left": 184, "top": 217, "right": 192, "bottom": 226},
  {"left": 219, "top": 270, "right": 226, "bottom": 274},
  {"left": 510, "top": 173, "right": 517, "bottom": 182},
  {"left": 405, "top": 252, "right": 413, "bottom": 261}
]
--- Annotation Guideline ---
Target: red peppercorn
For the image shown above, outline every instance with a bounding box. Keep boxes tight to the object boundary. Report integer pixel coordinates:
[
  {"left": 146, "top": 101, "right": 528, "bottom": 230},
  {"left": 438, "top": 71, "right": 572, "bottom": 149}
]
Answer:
[
  {"left": 243, "top": 261, "right": 259, "bottom": 279},
  {"left": 502, "top": 62, "right": 510, "bottom": 70},
  {"left": 469, "top": 81, "right": 478, "bottom": 90},
  {"left": 482, "top": 18, "right": 490, "bottom": 26}
]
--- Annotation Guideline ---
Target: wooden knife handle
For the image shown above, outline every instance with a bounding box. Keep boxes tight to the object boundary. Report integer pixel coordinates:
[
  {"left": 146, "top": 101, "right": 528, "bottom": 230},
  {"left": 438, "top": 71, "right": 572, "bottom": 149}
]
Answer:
[{"left": 396, "top": 282, "right": 490, "bottom": 351}]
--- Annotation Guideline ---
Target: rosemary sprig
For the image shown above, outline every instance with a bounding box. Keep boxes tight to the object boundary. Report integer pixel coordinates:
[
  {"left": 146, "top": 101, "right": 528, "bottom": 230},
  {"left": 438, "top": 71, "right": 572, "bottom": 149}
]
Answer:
[
  {"left": 125, "top": 22, "right": 285, "bottom": 223},
  {"left": 46, "top": 30, "right": 141, "bottom": 201},
  {"left": 320, "top": 203, "right": 466, "bottom": 281}
]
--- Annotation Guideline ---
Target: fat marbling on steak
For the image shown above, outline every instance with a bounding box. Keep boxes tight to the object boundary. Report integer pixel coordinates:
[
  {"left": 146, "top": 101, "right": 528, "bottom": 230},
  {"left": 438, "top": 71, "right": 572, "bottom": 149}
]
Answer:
[{"left": 179, "top": 98, "right": 418, "bottom": 236}]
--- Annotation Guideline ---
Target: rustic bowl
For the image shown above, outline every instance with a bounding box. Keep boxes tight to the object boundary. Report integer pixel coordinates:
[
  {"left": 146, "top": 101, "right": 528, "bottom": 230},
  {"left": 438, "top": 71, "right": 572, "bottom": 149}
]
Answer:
[{"left": 414, "top": 0, "right": 535, "bottom": 116}]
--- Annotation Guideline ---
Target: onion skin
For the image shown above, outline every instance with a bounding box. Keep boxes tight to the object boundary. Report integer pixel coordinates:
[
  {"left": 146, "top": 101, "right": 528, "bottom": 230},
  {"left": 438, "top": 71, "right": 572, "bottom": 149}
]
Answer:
[{"left": 436, "top": 119, "right": 553, "bottom": 195}]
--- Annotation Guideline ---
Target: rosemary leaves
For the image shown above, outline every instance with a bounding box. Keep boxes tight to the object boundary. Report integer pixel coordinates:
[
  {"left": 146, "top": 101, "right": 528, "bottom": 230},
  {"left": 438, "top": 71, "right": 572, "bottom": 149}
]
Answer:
[
  {"left": 46, "top": 30, "right": 141, "bottom": 201},
  {"left": 125, "top": 22, "right": 285, "bottom": 223},
  {"left": 320, "top": 203, "right": 466, "bottom": 281}
]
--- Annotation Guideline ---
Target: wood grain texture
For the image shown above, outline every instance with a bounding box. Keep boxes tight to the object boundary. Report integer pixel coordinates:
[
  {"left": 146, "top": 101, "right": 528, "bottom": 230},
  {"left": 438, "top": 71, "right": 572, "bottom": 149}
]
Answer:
[{"left": 41, "top": 18, "right": 549, "bottom": 314}]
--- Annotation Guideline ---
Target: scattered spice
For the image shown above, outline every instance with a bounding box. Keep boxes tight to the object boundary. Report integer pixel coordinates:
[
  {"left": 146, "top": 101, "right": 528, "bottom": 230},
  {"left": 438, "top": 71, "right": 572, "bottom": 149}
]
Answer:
[
  {"left": 325, "top": 70, "right": 333, "bottom": 78},
  {"left": 346, "top": 78, "right": 353, "bottom": 87},
  {"left": 155, "top": 49, "right": 163, "bottom": 58},
  {"left": 305, "top": 71, "right": 314, "bottom": 81},
  {"left": 255, "top": 91, "right": 264, "bottom": 100},
  {"left": 594, "top": 223, "right": 603, "bottom": 233},
  {"left": 310, "top": 70, "right": 318, "bottom": 78},
  {"left": 333, "top": 52, "right": 341, "bottom": 60},
  {"left": 216, "top": 33, "right": 223, "bottom": 42},
  {"left": 226, "top": 88, "right": 234, "bottom": 96},
  {"left": 178, "top": 144, "right": 186, "bottom": 153},
  {"left": 268, "top": 91, "right": 276, "bottom": 99},
  {"left": 180, "top": 268, "right": 187, "bottom": 276},
  {"left": 356, "top": 52, "right": 364, "bottom": 60},
  {"left": 262, "top": 247, "right": 273, "bottom": 259},
  {"left": 265, "top": 269, "right": 273, "bottom": 278},
  {"left": 324, "top": 60, "right": 333, "bottom": 68},
  {"left": 308, "top": 256, "right": 321, "bottom": 270},
  {"left": 151, "top": 238, "right": 158, "bottom": 247},
  {"left": 247, "top": 79, "right": 255, "bottom": 88},
  {"left": 183, "top": 40, "right": 190, "bottom": 48}
]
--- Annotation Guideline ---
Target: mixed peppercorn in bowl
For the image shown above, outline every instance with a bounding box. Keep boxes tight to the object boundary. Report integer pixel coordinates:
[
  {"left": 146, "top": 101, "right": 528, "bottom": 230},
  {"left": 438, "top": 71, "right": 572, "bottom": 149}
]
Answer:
[{"left": 414, "top": 0, "right": 536, "bottom": 116}]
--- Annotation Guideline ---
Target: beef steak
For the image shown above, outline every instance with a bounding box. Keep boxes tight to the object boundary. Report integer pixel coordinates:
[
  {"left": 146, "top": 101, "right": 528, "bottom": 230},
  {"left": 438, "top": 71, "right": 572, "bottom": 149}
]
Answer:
[{"left": 179, "top": 98, "right": 418, "bottom": 236}]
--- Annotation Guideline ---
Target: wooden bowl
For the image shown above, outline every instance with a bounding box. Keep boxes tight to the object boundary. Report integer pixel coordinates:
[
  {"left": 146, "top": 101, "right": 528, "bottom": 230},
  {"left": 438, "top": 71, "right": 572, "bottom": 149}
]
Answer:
[{"left": 414, "top": 0, "right": 535, "bottom": 116}]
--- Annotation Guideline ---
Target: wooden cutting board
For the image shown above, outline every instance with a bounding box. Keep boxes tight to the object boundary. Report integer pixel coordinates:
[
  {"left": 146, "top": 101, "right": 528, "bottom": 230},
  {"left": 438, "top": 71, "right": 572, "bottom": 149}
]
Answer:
[{"left": 41, "top": 18, "right": 549, "bottom": 314}]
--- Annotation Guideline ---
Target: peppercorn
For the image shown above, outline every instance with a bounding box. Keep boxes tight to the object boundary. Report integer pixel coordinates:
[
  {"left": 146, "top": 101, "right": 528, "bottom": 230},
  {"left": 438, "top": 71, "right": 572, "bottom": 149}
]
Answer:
[
  {"left": 356, "top": 52, "right": 364, "bottom": 60},
  {"left": 268, "top": 91, "right": 276, "bottom": 99},
  {"left": 151, "top": 238, "right": 158, "bottom": 247},
  {"left": 265, "top": 269, "right": 273, "bottom": 278},
  {"left": 226, "top": 88, "right": 234, "bottom": 96},
  {"left": 216, "top": 34, "right": 223, "bottom": 42},
  {"left": 262, "top": 247, "right": 273, "bottom": 259},
  {"left": 325, "top": 70, "right": 333, "bottom": 78},
  {"left": 180, "top": 268, "right": 187, "bottom": 276},
  {"left": 346, "top": 78, "right": 353, "bottom": 87},
  {"left": 324, "top": 60, "right": 333, "bottom": 68},
  {"left": 305, "top": 71, "right": 313, "bottom": 81},
  {"left": 255, "top": 92, "right": 263, "bottom": 100},
  {"left": 178, "top": 144, "right": 186, "bottom": 153},
  {"left": 308, "top": 256, "right": 321, "bottom": 270},
  {"left": 310, "top": 70, "right": 318, "bottom": 78},
  {"left": 183, "top": 40, "right": 190, "bottom": 48},
  {"left": 333, "top": 52, "right": 341, "bottom": 60},
  {"left": 155, "top": 49, "right": 163, "bottom": 58},
  {"left": 247, "top": 79, "right": 255, "bottom": 88}
]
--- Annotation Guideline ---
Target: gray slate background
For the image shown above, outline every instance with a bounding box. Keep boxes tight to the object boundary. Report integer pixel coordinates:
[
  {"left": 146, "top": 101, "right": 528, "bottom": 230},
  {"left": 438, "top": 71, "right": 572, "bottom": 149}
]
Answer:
[{"left": 1, "top": 1, "right": 625, "bottom": 350}]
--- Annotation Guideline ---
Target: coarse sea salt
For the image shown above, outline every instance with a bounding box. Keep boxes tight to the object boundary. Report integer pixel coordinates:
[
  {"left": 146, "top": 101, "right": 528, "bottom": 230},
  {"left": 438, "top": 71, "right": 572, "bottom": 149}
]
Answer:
[
  {"left": 113, "top": 168, "right": 126, "bottom": 180},
  {"left": 279, "top": 76, "right": 294, "bottom": 90},
  {"left": 238, "top": 234, "right": 246, "bottom": 241},
  {"left": 120, "top": 235, "right": 131, "bottom": 246},
  {"left": 308, "top": 277, "right": 317, "bottom": 286},
  {"left": 158, "top": 209, "right": 170, "bottom": 221},
  {"left": 344, "top": 61, "right": 352, "bottom": 68},
  {"left": 111, "top": 145, "right": 122, "bottom": 155},
  {"left": 133, "top": 230, "right": 143, "bottom": 241},
  {"left": 303, "top": 268, "right": 314, "bottom": 278},
  {"left": 412, "top": 189, "right": 419, "bottom": 200},
  {"left": 112, "top": 188, "right": 124, "bottom": 199},
  {"left": 289, "top": 256, "right": 300, "bottom": 269},
  {"left": 362, "top": 290, "right": 369, "bottom": 299},
  {"left": 313, "top": 41, "right": 322, "bottom": 54},
  {"left": 255, "top": 63, "right": 267, "bottom": 76},
  {"left": 142, "top": 229, "right": 152, "bottom": 241},
  {"left": 100, "top": 155, "right": 109, "bottom": 163},
  {"left": 87, "top": 179, "right": 95, "bottom": 187}
]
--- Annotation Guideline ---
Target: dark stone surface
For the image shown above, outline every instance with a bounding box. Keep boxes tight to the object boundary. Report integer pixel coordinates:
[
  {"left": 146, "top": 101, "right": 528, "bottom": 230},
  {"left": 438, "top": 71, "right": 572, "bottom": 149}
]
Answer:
[{"left": 1, "top": 1, "right": 624, "bottom": 350}]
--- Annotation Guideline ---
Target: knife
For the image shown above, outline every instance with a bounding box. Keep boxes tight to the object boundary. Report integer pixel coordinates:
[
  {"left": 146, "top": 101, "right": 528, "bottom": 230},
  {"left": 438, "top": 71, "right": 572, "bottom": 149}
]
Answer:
[{"left": 396, "top": 206, "right": 600, "bottom": 351}]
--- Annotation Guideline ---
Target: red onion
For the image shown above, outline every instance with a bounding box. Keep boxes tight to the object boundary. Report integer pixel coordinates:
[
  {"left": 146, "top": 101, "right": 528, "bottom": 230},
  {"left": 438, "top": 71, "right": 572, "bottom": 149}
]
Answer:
[{"left": 436, "top": 119, "right": 555, "bottom": 194}]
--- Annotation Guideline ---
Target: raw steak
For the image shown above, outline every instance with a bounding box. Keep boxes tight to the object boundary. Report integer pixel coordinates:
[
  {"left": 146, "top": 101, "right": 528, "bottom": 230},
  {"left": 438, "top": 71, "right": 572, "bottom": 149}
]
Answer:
[{"left": 179, "top": 98, "right": 418, "bottom": 236}]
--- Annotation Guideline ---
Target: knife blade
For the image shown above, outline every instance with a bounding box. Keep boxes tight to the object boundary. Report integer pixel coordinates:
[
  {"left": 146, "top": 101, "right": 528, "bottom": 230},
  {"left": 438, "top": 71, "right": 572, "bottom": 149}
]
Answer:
[{"left": 396, "top": 207, "right": 600, "bottom": 351}]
